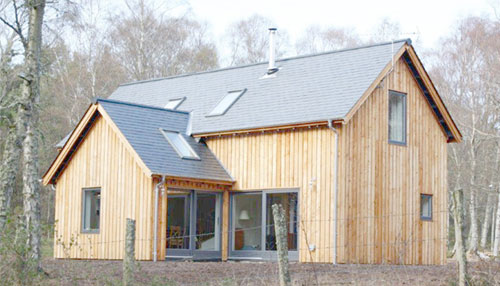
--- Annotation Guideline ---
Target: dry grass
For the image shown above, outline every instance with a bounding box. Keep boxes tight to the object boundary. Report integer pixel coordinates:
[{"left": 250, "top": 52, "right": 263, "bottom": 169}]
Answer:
[{"left": 37, "top": 258, "right": 500, "bottom": 286}]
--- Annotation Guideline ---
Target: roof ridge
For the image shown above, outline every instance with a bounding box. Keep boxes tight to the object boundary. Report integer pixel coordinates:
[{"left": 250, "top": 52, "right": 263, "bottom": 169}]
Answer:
[
  {"left": 96, "top": 98, "right": 190, "bottom": 115},
  {"left": 119, "top": 38, "right": 411, "bottom": 87}
]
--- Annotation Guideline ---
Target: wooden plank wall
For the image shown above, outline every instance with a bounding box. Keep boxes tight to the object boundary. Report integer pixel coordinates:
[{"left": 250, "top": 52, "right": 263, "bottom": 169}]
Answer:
[
  {"left": 336, "top": 57, "right": 448, "bottom": 265},
  {"left": 205, "top": 126, "right": 337, "bottom": 263},
  {"left": 53, "top": 115, "right": 154, "bottom": 260}
]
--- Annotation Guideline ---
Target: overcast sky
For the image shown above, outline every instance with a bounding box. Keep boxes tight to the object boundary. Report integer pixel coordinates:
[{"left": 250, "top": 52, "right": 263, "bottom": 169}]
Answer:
[{"left": 184, "top": 0, "right": 497, "bottom": 52}]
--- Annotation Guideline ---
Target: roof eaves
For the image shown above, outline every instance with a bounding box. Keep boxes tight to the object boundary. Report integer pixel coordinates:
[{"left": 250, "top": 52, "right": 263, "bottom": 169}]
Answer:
[{"left": 96, "top": 97, "right": 191, "bottom": 115}]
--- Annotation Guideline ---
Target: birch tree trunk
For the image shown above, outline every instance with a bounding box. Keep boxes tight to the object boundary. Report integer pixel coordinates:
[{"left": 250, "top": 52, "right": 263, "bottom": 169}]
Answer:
[
  {"left": 493, "top": 191, "right": 500, "bottom": 256},
  {"left": 468, "top": 145, "right": 479, "bottom": 254},
  {"left": 0, "top": 121, "right": 23, "bottom": 237},
  {"left": 480, "top": 193, "right": 494, "bottom": 249},
  {"left": 453, "top": 189, "right": 468, "bottom": 286},
  {"left": 17, "top": 0, "right": 46, "bottom": 268}
]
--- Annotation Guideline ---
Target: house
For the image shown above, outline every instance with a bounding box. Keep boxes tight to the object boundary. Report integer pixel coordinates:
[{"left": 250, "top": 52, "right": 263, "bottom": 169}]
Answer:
[{"left": 42, "top": 37, "right": 461, "bottom": 265}]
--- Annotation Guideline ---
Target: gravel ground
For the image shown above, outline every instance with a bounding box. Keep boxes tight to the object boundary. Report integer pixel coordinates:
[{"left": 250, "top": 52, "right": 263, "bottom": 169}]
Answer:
[{"left": 40, "top": 258, "right": 500, "bottom": 286}]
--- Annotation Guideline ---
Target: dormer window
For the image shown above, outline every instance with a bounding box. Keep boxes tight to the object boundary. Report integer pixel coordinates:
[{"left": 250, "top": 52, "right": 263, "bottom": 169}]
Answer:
[
  {"left": 208, "top": 89, "right": 246, "bottom": 116},
  {"left": 165, "top": 97, "right": 185, "bottom": 110},
  {"left": 160, "top": 129, "right": 200, "bottom": 160}
]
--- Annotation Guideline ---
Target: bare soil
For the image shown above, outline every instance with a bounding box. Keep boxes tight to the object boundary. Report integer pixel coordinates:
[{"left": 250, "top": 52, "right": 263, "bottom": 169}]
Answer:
[{"left": 40, "top": 258, "right": 500, "bottom": 286}]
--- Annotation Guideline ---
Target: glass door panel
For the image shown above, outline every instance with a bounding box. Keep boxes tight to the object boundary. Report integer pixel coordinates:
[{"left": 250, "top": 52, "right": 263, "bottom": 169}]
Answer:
[
  {"left": 167, "top": 195, "right": 190, "bottom": 249},
  {"left": 195, "top": 193, "right": 220, "bottom": 251},
  {"left": 265, "top": 193, "right": 298, "bottom": 251},
  {"left": 232, "top": 194, "right": 262, "bottom": 251}
]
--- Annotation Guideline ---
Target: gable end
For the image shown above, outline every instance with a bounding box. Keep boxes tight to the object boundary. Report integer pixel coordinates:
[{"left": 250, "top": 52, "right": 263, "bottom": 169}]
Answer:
[
  {"left": 402, "top": 52, "right": 454, "bottom": 142},
  {"left": 49, "top": 111, "right": 101, "bottom": 185}
]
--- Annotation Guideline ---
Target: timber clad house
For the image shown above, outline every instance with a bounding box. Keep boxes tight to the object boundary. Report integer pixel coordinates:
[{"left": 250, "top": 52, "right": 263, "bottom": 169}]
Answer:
[{"left": 43, "top": 38, "right": 461, "bottom": 265}]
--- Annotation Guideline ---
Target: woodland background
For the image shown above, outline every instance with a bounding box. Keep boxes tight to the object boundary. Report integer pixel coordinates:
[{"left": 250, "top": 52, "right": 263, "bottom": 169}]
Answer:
[{"left": 0, "top": 0, "right": 500, "bottom": 285}]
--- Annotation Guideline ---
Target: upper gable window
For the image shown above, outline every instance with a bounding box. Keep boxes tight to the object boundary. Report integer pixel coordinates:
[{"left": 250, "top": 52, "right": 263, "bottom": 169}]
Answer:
[
  {"left": 208, "top": 89, "right": 246, "bottom": 116},
  {"left": 160, "top": 129, "right": 200, "bottom": 160},
  {"left": 388, "top": 91, "right": 406, "bottom": 145},
  {"left": 165, "top": 97, "right": 185, "bottom": 110}
]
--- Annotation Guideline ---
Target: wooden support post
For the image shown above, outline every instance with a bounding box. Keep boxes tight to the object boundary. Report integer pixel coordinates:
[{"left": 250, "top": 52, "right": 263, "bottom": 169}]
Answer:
[
  {"left": 222, "top": 190, "right": 229, "bottom": 261},
  {"left": 123, "top": 218, "right": 136, "bottom": 286},
  {"left": 159, "top": 186, "right": 168, "bottom": 261},
  {"left": 452, "top": 190, "right": 468, "bottom": 286},
  {"left": 272, "top": 203, "right": 291, "bottom": 286}
]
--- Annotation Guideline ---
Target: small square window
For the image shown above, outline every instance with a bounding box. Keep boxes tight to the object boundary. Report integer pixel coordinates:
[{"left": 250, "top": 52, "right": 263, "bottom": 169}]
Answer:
[
  {"left": 165, "top": 97, "right": 185, "bottom": 110},
  {"left": 160, "top": 129, "right": 200, "bottom": 160},
  {"left": 388, "top": 91, "right": 406, "bottom": 145},
  {"left": 82, "top": 188, "right": 101, "bottom": 233},
  {"left": 420, "top": 194, "right": 432, "bottom": 221}
]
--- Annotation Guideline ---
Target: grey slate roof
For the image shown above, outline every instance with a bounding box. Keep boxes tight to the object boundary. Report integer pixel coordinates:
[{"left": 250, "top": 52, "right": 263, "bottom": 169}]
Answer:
[
  {"left": 98, "top": 98, "right": 233, "bottom": 182},
  {"left": 109, "top": 39, "right": 409, "bottom": 134}
]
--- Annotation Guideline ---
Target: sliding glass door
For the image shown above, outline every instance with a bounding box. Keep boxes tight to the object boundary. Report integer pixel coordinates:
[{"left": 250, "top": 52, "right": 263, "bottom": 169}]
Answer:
[
  {"left": 166, "top": 191, "right": 221, "bottom": 259},
  {"left": 230, "top": 189, "right": 299, "bottom": 260}
]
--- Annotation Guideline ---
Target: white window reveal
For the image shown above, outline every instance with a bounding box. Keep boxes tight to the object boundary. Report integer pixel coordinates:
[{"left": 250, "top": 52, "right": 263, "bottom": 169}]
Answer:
[
  {"left": 165, "top": 97, "right": 185, "bottom": 110},
  {"left": 160, "top": 129, "right": 200, "bottom": 160},
  {"left": 208, "top": 89, "right": 246, "bottom": 116}
]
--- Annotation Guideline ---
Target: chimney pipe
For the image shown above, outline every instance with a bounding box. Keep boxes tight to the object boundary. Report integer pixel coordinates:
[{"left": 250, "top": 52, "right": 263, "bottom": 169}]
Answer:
[{"left": 268, "top": 28, "right": 278, "bottom": 74}]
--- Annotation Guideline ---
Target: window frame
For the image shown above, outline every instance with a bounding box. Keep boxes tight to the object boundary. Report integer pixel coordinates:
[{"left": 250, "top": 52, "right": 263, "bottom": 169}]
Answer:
[
  {"left": 81, "top": 188, "right": 101, "bottom": 234},
  {"left": 229, "top": 188, "right": 300, "bottom": 261},
  {"left": 207, "top": 89, "right": 247, "bottom": 117},
  {"left": 164, "top": 97, "right": 186, "bottom": 110},
  {"left": 420, "top": 194, "right": 433, "bottom": 221},
  {"left": 388, "top": 90, "right": 407, "bottom": 146},
  {"left": 160, "top": 129, "right": 201, "bottom": 160}
]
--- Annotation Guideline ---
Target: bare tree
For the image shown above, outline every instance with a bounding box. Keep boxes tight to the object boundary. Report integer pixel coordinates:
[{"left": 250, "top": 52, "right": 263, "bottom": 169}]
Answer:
[
  {"left": 430, "top": 16, "right": 500, "bottom": 255},
  {"left": 295, "top": 25, "right": 361, "bottom": 54},
  {"left": 108, "top": 0, "right": 218, "bottom": 81},
  {"left": 224, "top": 14, "right": 290, "bottom": 66},
  {"left": 0, "top": 29, "right": 23, "bottom": 236},
  {"left": 0, "top": 0, "right": 47, "bottom": 270}
]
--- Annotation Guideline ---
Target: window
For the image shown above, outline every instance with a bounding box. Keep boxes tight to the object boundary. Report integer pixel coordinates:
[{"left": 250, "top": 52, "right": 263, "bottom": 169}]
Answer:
[
  {"left": 420, "top": 194, "right": 432, "bottom": 220},
  {"left": 208, "top": 89, "right": 246, "bottom": 116},
  {"left": 233, "top": 194, "right": 262, "bottom": 251},
  {"left": 167, "top": 194, "right": 191, "bottom": 249},
  {"left": 82, "top": 188, "right": 101, "bottom": 233},
  {"left": 160, "top": 129, "right": 200, "bottom": 160},
  {"left": 231, "top": 190, "right": 299, "bottom": 257},
  {"left": 388, "top": 91, "right": 406, "bottom": 144},
  {"left": 165, "top": 97, "right": 185, "bottom": 110}
]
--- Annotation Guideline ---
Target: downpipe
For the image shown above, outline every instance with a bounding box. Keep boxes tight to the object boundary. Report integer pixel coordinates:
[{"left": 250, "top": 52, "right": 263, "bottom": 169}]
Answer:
[
  {"left": 328, "top": 120, "right": 339, "bottom": 265},
  {"left": 153, "top": 175, "right": 166, "bottom": 262}
]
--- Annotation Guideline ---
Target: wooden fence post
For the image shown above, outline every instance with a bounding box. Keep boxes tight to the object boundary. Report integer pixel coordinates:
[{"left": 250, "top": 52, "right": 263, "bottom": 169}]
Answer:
[
  {"left": 452, "top": 189, "right": 468, "bottom": 286},
  {"left": 272, "top": 203, "right": 291, "bottom": 286},
  {"left": 123, "top": 218, "right": 136, "bottom": 286}
]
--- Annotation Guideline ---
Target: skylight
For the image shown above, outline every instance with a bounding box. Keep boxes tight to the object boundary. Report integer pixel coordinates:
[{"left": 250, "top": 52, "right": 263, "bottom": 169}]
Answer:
[
  {"left": 160, "top": 129, "right": 200, "bottom": 160},
  {"left": 208, "top": 89, "right": 246, "bottom": 116},
  {"left": 164, "top": 97, "right": 185, "bottom": 110}
]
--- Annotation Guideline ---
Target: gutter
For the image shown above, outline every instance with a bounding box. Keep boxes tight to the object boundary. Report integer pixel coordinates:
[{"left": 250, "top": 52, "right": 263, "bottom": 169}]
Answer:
[
  {"left": 327, "top": 120, "right": 339, "bottom": 264},
  {"left": 153, "top": 175, "right": 166, "bottom": 262}
]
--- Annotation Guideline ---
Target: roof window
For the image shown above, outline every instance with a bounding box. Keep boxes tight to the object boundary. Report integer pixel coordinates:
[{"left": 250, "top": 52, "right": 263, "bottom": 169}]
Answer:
[
  {"left": 208, "top": 89, "right": 246, "bottom": 116},
  {"left": 160, "top": 129, "right": 200, "bottom": 160},
  {"left": 164, "top": 97, "right": 185, "bottom": 110}
]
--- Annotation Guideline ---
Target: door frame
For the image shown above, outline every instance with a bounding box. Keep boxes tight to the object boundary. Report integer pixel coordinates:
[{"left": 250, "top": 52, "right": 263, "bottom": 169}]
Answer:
[{"left": 166, "top": 190, "right": 222, "bottom": 260}]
